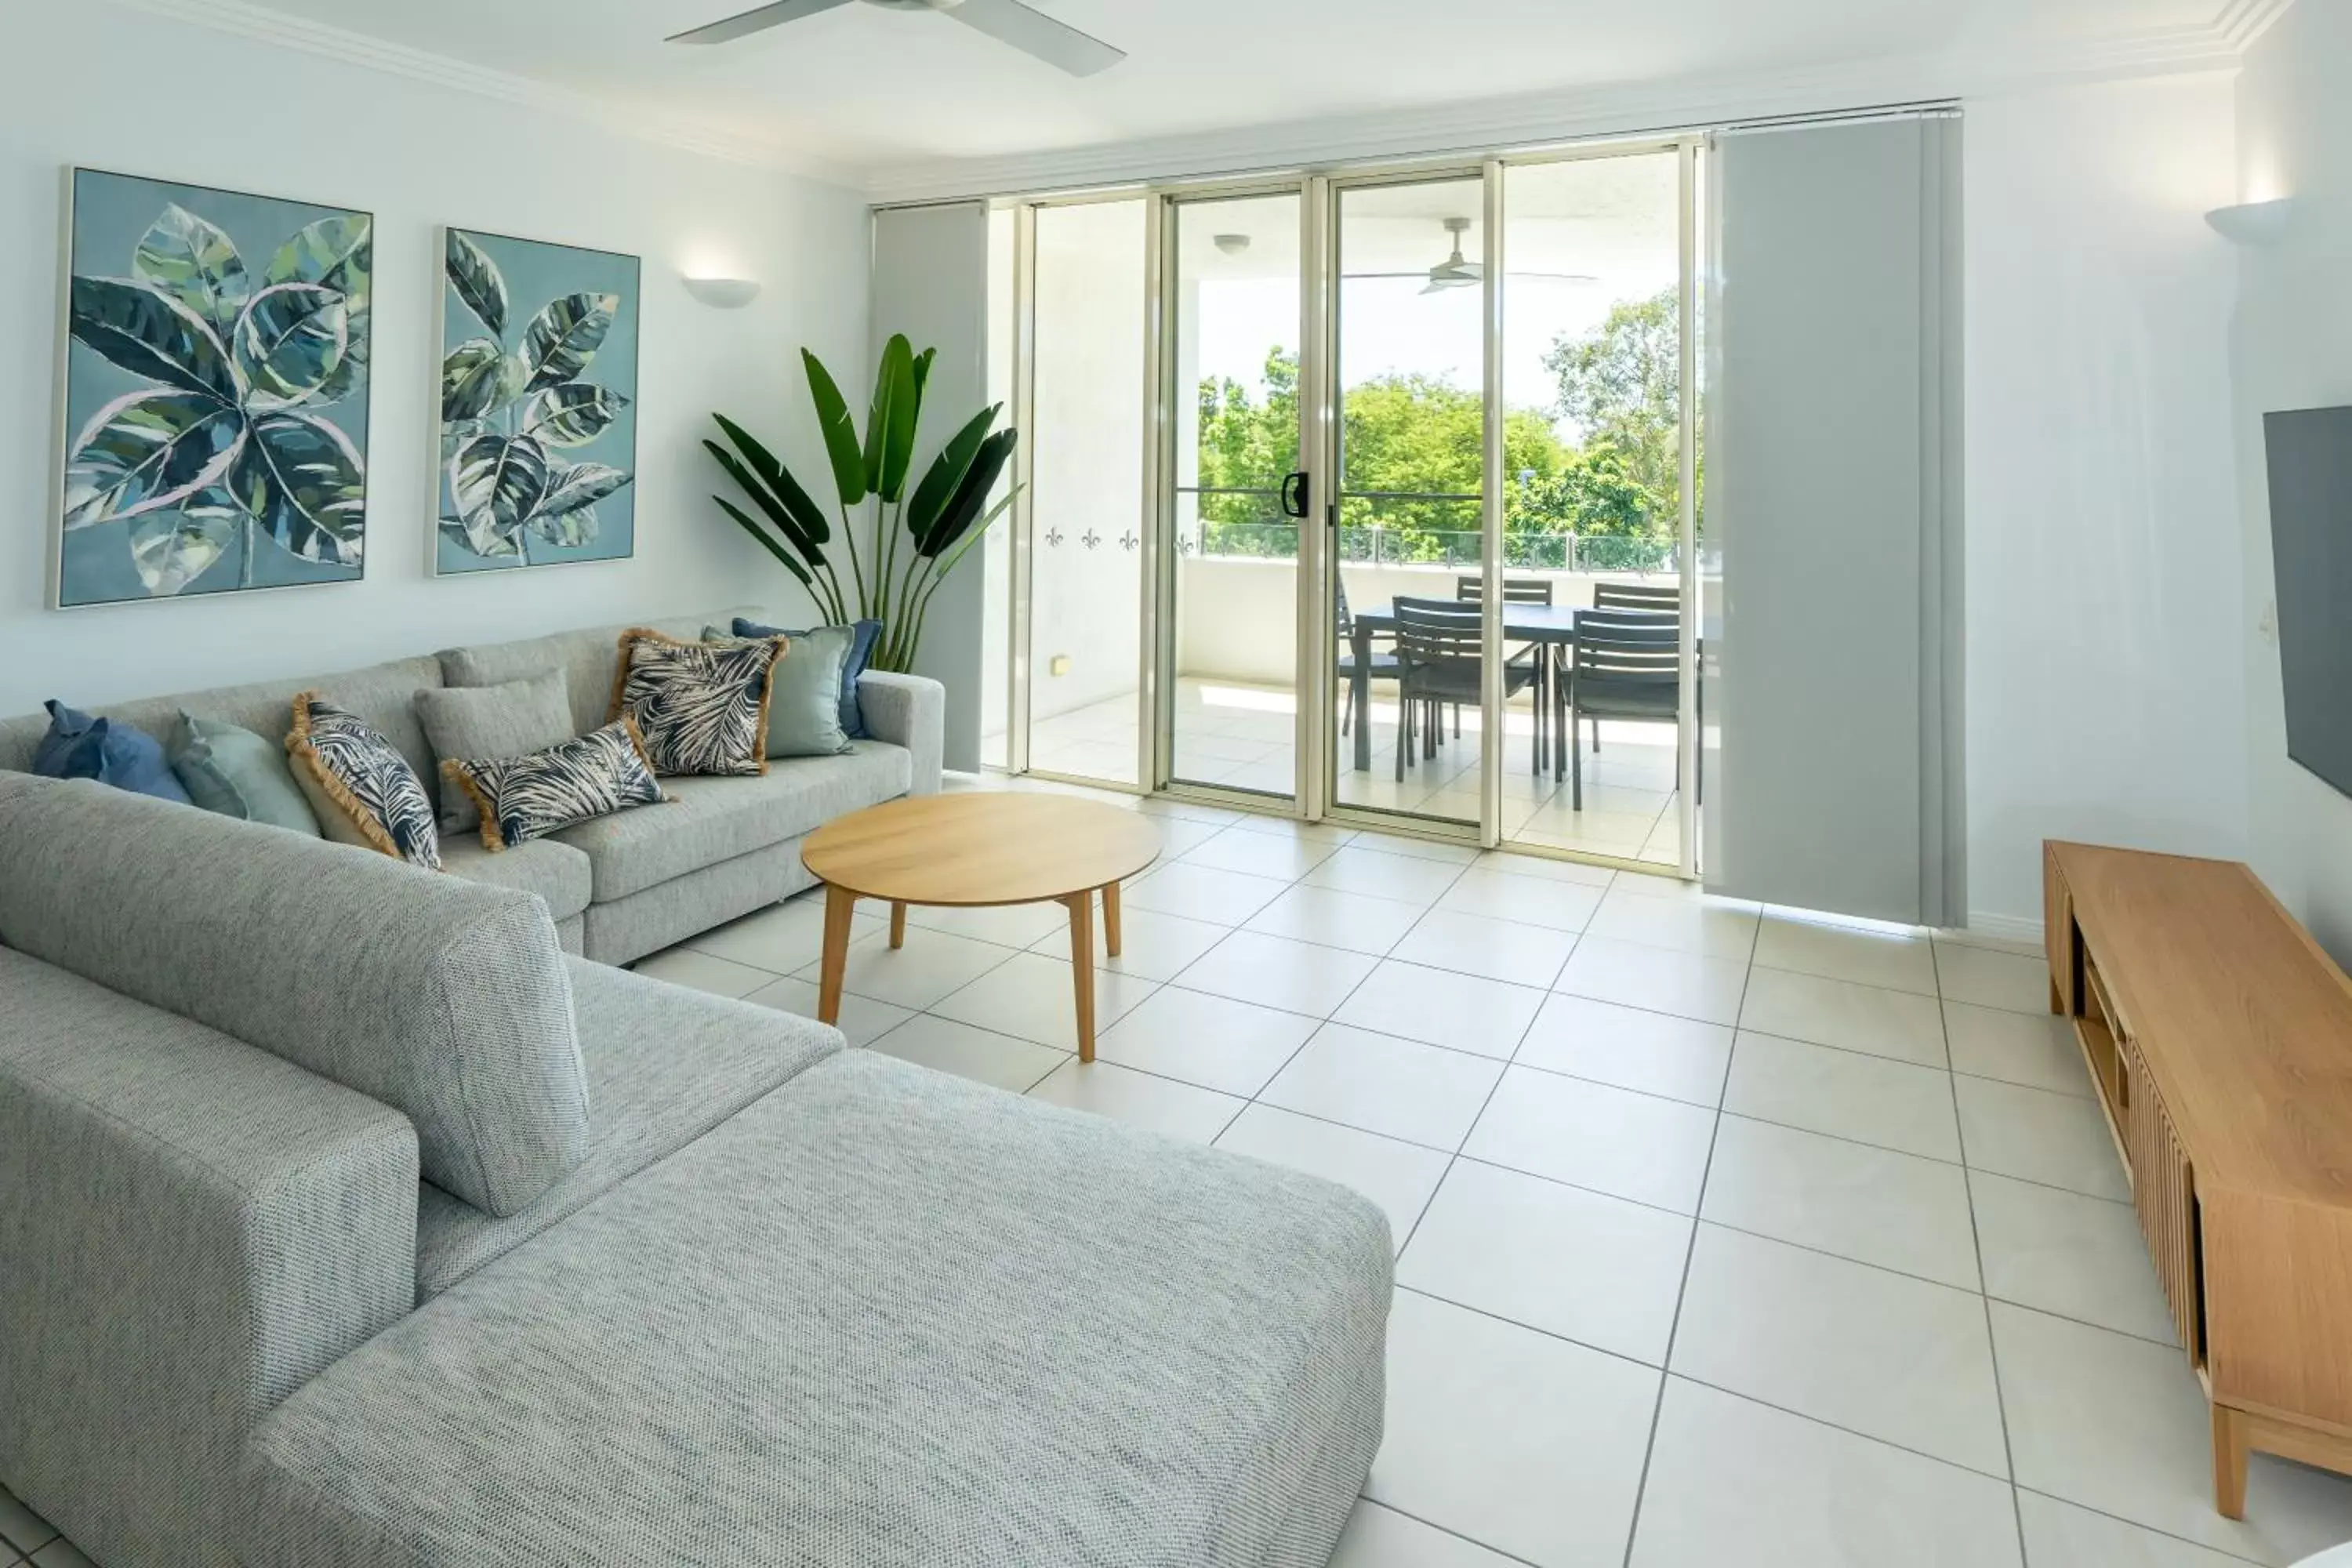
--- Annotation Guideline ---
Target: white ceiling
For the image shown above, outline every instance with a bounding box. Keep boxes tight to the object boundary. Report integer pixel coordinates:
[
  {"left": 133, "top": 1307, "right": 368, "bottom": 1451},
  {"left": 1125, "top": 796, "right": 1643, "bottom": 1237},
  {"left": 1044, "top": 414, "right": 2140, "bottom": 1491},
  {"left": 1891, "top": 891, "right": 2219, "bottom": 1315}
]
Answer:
[{"left": 188, "top": 0, "right": 2252, "bottom": 190}]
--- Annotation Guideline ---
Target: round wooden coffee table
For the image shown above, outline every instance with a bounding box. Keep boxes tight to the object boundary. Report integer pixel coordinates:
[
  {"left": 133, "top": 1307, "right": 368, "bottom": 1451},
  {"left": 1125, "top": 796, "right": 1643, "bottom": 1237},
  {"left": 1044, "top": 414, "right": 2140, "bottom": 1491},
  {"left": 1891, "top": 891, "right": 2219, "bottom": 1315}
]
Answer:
[{"left": 800, "top": 794, "right": 1163, "bottom": 1062}]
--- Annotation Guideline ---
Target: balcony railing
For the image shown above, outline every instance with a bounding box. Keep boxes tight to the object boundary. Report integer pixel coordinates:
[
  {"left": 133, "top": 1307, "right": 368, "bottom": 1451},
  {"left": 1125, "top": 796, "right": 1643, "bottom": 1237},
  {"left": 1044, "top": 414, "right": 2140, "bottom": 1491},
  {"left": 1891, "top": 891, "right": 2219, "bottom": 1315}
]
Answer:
[{"left": 1188, "top": 520, "right": 1680, "bottom": 575}]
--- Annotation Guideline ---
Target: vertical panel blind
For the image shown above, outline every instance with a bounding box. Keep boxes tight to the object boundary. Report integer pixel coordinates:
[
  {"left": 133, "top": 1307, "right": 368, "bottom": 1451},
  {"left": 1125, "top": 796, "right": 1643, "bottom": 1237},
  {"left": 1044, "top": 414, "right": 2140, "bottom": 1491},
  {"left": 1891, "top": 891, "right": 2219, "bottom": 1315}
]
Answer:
[
  {"left": 1704, "top": 115, "right": 1965, "bottom": 926},
  {"left": 872, "top": 202, "right": 990, "bottom": 772}
]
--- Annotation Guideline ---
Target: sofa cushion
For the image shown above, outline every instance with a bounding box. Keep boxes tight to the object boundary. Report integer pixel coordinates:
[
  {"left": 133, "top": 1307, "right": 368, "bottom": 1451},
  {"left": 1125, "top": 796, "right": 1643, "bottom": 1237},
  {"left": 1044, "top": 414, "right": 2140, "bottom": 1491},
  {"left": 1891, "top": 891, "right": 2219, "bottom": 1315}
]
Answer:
[
  {"left": 553, "top": 740, "right": 911, "bottom": 901},
  {"left": 0, "top": 771, "right": 587, "bottom": 1218},
  {"left": 413, "top": 957, "right": 841, "bottom": 1298},
  {"left": 413, "top": 669, "right": 576, "bottom": 833},
  {"left": 437, "top": 608, "right": 767, "bottom": 738},
  {"left": 241, "top": 1050, "right": 1391, "bottom": 1568},
  {"left": 437, "top": 837, "right": 593, "bottom": 924},
  {"left": 0, "top": 655, "right": 448, "bottom": 797},
  {"left": 445, "top": 720, "right": 668, "bottom": 851},
  {"left": 611, "top": 629, "right": 782, "bottom": 778},
  {"left": 289, "top": 695, "right": 442, "bottom": 869},
  {"left": 31, "top": 699, "right": 193, "bottom": 803},
  {"left": 169, "top": 711, "right": 324, "bottom": 835}
]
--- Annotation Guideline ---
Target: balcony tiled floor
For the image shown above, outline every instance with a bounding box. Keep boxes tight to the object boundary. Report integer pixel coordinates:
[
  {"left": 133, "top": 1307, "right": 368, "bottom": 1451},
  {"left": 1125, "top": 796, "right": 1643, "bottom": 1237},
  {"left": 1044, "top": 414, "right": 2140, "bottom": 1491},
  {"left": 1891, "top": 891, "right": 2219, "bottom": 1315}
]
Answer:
[
  {"left": 1015, "top": 677, "right": 1686, "bottom": 869},
  {"left": 15, "top": 783, "right": 2352, "bottom": 1566}
]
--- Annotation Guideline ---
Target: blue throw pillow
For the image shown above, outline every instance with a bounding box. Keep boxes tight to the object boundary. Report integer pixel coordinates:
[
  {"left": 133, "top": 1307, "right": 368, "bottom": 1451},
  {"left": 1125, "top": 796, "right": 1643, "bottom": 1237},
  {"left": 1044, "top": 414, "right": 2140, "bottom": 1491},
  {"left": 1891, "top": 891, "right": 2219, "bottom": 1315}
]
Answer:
[
  {"left": 32, "top": 700, "right": 194, "bottom": 805},
  {"left": 735, "top": 616, "right": 883, "bottom": 739}
]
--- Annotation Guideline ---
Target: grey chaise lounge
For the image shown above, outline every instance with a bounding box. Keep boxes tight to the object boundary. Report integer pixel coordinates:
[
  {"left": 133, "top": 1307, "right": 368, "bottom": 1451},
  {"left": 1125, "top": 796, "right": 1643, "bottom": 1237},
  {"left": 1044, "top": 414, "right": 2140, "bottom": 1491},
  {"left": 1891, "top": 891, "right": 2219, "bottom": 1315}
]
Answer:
[
  {"left": 0, "top": 606, "right": 946, "bottom": 966},
  {"left": 0, "top": 772, "right": 1391, "bottom": 1568}
]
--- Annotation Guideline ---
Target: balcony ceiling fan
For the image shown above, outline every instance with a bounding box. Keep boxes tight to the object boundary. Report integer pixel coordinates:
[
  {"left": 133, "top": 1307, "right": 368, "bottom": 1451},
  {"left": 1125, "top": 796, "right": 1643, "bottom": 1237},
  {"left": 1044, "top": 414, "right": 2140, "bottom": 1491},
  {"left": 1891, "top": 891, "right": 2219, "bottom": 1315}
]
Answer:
[
  {"left": 668, "top": 0, "right": 1125, "bottom": 78},
  {"left": 1350, "top": 218, "right": 1599, "bottom": 294}
]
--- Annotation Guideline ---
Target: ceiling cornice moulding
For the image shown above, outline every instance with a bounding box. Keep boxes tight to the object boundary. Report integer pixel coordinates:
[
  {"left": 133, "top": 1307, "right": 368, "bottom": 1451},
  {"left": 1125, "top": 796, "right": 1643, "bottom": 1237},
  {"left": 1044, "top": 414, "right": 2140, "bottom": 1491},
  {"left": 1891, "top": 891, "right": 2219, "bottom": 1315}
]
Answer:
[
  {"left": 862, "top": 16, "right": 2249, "bottom": 203},
  {"left": 102, "top": 0, "right": 858, "bottom": 187}
]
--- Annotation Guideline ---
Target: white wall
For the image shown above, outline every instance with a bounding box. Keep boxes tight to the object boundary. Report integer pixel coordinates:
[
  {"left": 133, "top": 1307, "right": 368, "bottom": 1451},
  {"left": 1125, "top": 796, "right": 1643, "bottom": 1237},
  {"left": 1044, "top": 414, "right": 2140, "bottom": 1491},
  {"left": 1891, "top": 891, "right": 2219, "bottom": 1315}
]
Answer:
[
  {"left": 0, "top": 1, "right": 867, "bottom": 717},
  {"left": 1962, "top": 71, "right": 2246, "bottom": 931},
  {"left": 2232, "top": 1, "right": 2352, "bottom": 957}
]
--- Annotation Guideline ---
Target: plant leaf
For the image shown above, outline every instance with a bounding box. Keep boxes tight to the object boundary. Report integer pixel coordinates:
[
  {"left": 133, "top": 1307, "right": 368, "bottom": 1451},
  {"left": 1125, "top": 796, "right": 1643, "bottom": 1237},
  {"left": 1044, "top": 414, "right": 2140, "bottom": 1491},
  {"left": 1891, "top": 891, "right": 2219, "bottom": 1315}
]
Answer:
[
  {"left": 910, "top": 346, "right": 936, "bottom": 412},
  {"left": 535, "top": 460, "right": 630, "bottom": 521},
  {"left": 234, "top": 282, "right": 350, "bottom": 410},
  {"left": 703, "top": 437, "right": 826, "bottom": 565},
  {"left": 62, "top": 389, "right": 247, "bottom": 529},
  {"left": 447, "top": 432, "right": 549, "bottom": 556},
  {"left": 445, "top": 230, "right": 508, "bottom": 337},
  {"left": 801, "top": 349, "right": 867, "bottom": 508},
  {"left": 70, "top": 276, "right": 241, "bottom": 403},
  {"left": 528, "top": 503, "right": 598, "bottom": 549},
  {"left": 267, "top": 215, "right": 372, "bottom": 312},
  {"left": 440, "top": 517, "right": 521, "bottom": 559},
  {"left": 128, "top": 495, "right": 242, "bottom": 595},
  {"left": 919, "top": 429, "right": 1017, "bottom": 557},
  {"left": 229, "top": 412, "right": 367, "bottom": 566},
  {"left": 521, "top": 383, "right": 630, "bottom": 447},
  {"left": 133, "top": 205, "right": 249, "bottom": 336},
  {"left": 906, "top": 403, "right": 1000, "bottom": 545},
  {"left": 712, "top": 413, "right": 829, "bottom": 546},
  {"left": 715, "top": 495, "right": 815, "bottom": 588},
  {"left": 863, "top": 334, "right": 920, "bottom": 503},
  {"left": 521, "top": 292, "right": 617, "bottom": 393}
]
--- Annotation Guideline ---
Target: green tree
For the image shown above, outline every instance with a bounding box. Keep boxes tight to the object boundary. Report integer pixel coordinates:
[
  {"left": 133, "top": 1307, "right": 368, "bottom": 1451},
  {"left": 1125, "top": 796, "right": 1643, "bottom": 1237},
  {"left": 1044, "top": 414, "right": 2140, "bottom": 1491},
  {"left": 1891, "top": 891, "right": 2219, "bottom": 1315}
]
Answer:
[
  {"left": 1543, "top": 288, "right": 1685, "bottom": 514},
  {"left": 1195, "top": 343, "right": 1678, "bottom": 564}
]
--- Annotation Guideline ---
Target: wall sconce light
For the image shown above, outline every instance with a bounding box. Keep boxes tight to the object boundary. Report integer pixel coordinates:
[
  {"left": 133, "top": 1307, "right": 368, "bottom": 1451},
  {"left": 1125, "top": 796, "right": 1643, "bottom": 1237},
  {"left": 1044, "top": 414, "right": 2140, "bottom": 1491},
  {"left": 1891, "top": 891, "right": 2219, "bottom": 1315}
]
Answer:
[
  {"left": 2205, "top": 198, "right": 2297, "bottom": 247},
  {"left": 682, "top": 275, "right": 761, "bottom": 308}
]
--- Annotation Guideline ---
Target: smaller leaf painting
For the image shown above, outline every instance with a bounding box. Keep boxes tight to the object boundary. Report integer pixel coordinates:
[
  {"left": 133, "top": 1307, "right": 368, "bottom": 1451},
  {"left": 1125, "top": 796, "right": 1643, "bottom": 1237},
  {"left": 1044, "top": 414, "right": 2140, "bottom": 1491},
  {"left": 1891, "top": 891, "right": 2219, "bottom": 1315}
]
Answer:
[
  {"left": 436, "top": 228, "right": 639, "bottom": 574},
  {"left": 56, "top": 170, "right": 372, "bottom": 606}
]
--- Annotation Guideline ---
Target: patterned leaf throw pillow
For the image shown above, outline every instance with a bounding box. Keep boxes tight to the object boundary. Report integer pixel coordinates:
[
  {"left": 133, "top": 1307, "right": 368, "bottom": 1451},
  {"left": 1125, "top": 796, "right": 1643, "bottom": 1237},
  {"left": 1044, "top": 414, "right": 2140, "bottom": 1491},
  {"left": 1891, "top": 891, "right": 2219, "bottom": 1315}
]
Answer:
[
  {"left": 608, "top": 628, "right": 782, "bottom": 778},
  {"left": 442, "top": 720, "right": 667, "bottom": 851},
  {"left": 286, "top": 693, "right": 441, "bottom": 870}
]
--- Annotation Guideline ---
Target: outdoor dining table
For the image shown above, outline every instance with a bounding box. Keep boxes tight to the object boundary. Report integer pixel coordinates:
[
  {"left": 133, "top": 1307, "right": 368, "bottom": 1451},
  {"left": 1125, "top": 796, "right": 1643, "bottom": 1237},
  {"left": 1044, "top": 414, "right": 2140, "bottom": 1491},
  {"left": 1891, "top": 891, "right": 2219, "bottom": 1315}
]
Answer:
[{"left": 1345, "top": 600, "right": 1586, "bottom": 775}]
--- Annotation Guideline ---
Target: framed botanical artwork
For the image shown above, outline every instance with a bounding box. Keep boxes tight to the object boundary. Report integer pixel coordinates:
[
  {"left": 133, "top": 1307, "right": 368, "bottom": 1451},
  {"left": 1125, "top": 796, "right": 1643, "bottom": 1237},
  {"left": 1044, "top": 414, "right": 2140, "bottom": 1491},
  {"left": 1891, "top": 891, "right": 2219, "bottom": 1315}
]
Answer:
[
  {"left": 54, "top": 168, "right": 372, "bottom": 607},
  {"left": 435, "top": 227, "right": 640, "bottom": 574}
]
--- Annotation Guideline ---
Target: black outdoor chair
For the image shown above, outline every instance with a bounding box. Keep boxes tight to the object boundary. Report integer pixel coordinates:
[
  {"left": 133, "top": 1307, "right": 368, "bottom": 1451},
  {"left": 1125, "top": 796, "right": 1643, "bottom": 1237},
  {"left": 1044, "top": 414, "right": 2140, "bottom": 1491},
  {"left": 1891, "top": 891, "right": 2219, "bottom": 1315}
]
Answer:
[
  {"left": 1583, "top": 582, "right": 1680, "bottom": 752},
  {"left": 1566, "top": 607, "right": 1682, "bottom": 811},
  {"left": 1456, "top": 575, "right": 1555, "bottom": 762},
  {"left": 1392, "top": 598, "right": 1543, "bottom": 782},
  {"left": 1334, "top": 579, "right": 1400, "bottom": 739}
]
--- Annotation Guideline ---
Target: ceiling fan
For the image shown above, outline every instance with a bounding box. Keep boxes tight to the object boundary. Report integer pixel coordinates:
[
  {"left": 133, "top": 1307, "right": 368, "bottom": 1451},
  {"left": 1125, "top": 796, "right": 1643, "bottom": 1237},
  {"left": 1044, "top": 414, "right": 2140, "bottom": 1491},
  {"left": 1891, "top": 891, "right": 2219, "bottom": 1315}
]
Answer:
[
  {"left": 669, "top": 0, "right": 1125, "bottom": 78},
  {"left": 1350, "top": 218, "right": 1599, "bottom": 294}
]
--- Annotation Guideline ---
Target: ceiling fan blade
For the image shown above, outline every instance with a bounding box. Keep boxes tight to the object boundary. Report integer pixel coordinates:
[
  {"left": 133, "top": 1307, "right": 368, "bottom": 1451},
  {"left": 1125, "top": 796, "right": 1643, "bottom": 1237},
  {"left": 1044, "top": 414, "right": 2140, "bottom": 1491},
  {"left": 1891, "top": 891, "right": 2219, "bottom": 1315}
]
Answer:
[
  {"left": 945, "top": 0, "right": 1125, "bottom": 75},
  {"left": 667, "top": 0, "right": 854, "bottom": 45}
]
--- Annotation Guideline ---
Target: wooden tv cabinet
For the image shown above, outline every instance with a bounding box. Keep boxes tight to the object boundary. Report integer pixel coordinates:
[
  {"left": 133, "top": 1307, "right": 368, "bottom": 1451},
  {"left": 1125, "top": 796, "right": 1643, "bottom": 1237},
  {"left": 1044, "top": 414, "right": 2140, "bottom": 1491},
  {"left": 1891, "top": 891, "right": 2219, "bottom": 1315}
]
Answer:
[{"left": 2045, "top": 841, "right": 2352, "bottom": 1515}]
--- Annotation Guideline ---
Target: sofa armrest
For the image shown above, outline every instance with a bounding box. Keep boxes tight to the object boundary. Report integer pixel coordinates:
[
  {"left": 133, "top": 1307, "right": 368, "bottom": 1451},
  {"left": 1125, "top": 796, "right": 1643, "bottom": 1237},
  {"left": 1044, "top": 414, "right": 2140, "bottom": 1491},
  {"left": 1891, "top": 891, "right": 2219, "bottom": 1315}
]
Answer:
[
  {"left": 0, "top": 950, "right": 417, "bottom": 1568},
  {"left": 857, "top": 670, "right": 946, "bottom": 796}
]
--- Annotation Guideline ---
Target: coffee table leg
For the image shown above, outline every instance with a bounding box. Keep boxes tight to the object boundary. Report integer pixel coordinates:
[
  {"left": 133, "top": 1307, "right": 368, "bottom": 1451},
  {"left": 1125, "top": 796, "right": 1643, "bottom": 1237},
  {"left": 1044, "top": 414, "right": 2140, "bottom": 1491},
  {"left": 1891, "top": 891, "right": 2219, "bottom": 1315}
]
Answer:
[
  {"left": 1102, "top": 880, "right": 1123, "bottom": 958},
  {"left": 817, "top": 883, "right": 856, "bottom": 1026},
  {"left": 889, "top": 900, "right": 907, "bottom": 950},
  {"left": 1065, "top": 892, "right": 1097, "bottom": 1063}
]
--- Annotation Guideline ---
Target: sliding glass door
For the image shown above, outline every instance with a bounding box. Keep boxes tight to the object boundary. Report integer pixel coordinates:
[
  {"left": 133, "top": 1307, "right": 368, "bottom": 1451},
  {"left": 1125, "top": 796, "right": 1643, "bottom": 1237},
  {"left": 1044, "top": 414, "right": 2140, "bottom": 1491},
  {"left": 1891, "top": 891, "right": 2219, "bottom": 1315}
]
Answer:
[
  {"left": 1159, "top": 188, "right": 1305, "bottom": 800},
  {"left": 986, "top": 139, "right": 1704, "bottom": 879}
]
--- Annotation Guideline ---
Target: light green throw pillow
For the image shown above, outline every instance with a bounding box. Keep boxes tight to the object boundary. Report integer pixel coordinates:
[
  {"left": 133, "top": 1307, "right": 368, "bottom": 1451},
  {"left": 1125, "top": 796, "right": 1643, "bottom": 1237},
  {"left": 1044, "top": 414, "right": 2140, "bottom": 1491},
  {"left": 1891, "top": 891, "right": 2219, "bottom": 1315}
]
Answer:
[
  {"left": 704, "top": 624, "right": 854, "bottom": 758},
  {"left": 169, "top": 712, "right": 323, "bottom": 836}
]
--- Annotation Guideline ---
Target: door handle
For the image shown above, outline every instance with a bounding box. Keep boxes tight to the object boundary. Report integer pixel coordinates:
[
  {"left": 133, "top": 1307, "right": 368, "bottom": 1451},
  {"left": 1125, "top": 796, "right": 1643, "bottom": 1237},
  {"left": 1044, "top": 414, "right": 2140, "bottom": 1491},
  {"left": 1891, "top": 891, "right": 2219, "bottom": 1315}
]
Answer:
[{"left": 1279, "top": 470, "right": 1310, "bottom": 519}]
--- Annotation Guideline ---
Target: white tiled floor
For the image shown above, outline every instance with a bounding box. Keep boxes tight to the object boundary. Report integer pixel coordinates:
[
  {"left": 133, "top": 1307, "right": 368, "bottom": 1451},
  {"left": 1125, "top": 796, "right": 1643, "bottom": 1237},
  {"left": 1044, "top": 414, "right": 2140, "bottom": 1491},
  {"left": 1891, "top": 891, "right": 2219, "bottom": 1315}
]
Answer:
[
  {"left": 15, "top": 782, "right": 2352, "bottom": 1567},
  {"left": 1008, "top": 677, "right": 1688, "bottom": 868}
]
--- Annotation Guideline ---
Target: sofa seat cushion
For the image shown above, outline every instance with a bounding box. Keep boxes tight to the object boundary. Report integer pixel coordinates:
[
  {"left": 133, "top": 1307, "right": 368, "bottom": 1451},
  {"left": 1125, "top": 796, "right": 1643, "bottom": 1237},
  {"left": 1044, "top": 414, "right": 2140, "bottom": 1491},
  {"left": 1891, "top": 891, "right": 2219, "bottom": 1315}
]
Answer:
[
  {"left": 437, "top": 837, "right": 593, "bottom": 924},
  {"left": 413, "top": 957, "right": 840, "bottom": 1298},
  {"left": 551, "top": 740, "right": 911, "bottom": 901},
  {"left": 241, "top": 1051, "right": 1392, "bottom": 1568}
]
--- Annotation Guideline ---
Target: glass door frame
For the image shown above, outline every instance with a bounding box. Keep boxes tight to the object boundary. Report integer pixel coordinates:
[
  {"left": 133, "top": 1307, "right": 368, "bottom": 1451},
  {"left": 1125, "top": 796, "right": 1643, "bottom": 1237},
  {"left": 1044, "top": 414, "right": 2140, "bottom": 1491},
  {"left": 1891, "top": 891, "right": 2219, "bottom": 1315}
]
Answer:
[
  {"left": 997, "top": 134, "right": 1704, "bottom": 882},
  {"left": 1145, "top": 176, "right": 1329, "bottom": 815}
]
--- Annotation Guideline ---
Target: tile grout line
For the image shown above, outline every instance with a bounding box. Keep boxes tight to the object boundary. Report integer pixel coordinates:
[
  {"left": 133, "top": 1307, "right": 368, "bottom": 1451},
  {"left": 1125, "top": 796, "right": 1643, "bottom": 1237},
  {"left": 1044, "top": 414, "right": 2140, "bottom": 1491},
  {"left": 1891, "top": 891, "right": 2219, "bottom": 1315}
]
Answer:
[
  {"left": 1942, "top": 943, "right": 2036, "bottom": 1566},
  {"left": 1617, "top": 902, "right": 1762, "bottom": 1568}
]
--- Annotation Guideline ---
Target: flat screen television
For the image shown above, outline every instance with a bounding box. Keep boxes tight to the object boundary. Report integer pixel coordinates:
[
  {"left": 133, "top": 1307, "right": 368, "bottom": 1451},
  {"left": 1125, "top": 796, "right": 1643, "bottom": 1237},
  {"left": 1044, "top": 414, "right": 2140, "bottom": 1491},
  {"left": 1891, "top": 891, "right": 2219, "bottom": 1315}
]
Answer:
[{"left": 2265, "top": 405, "right": 2352, "bottom": 797}]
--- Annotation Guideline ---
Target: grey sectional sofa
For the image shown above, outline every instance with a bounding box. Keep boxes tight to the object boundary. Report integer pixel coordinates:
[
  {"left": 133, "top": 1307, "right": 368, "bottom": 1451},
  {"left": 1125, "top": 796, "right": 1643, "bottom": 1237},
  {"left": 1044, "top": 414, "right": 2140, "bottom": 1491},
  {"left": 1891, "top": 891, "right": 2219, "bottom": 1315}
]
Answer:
[
  {"left": 0, "top": 771, "right": 1392, "bottom": 1568},
  {"left": 0, "top": 607, "right": 946, "bottom": 966}
]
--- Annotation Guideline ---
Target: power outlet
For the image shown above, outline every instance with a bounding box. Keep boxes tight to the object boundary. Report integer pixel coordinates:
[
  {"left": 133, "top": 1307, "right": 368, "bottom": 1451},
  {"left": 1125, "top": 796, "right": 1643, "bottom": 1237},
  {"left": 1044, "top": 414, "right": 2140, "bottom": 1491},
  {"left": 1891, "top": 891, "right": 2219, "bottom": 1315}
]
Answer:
[{"left": 1049, "top": 655, "right": 1072, "bottom": 677}]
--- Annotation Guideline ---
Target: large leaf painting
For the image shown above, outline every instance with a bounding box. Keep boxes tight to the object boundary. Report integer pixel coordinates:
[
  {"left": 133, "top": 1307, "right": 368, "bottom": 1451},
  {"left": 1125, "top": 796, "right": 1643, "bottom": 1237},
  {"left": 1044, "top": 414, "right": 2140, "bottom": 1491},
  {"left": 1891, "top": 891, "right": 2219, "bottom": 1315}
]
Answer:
[
  {"left": 56, "top": 171, "right": 372, "bottom": 606},
  {"left": 436, "top": 229, "right": 639, "bottom": 572}
]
